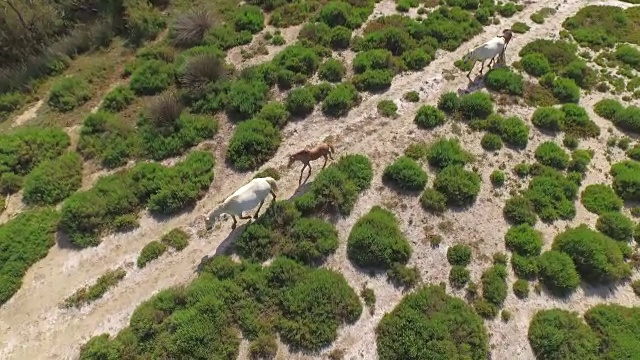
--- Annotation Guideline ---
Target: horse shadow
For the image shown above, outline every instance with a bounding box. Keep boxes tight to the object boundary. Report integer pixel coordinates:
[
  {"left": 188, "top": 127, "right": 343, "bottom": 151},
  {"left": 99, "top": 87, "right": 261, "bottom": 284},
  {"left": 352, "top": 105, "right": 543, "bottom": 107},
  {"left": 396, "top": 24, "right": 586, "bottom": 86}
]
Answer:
[
  {"left": 195, "top": 222, "right": 249, "bottom": 273},
  {"left": 459, "top": 62, "right": 509, "bottom": 95}
]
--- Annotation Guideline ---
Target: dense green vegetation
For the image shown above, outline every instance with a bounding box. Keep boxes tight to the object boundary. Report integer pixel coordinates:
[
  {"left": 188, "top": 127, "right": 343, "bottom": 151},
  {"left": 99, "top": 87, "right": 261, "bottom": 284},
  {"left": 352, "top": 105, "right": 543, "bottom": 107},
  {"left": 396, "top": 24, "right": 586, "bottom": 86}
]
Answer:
[
  {"left": 581, "top": 184, "right": 623, "bottom": 215},
  {"left": 22, "top": 152, "right": 83, "bottom": 206},
  {"left": 383, "top": 156, "right": 428, "bottom": 191}
]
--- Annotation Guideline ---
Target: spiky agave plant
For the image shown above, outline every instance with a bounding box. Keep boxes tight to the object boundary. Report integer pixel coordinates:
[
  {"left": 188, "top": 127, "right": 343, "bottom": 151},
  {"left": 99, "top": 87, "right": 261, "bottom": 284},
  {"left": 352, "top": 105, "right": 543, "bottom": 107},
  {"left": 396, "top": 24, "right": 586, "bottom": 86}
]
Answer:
[
  {"left": 170, "top": 9, "right": 213, "bottom": 48},
  {"left": 178, "top": 54, "right": 228, "bottom": 94}
]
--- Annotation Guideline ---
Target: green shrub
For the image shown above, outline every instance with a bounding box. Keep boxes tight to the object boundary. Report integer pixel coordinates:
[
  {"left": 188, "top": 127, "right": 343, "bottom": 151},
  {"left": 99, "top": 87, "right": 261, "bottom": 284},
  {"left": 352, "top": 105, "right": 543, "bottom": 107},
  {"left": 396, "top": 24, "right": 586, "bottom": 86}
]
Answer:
[
  {"left": 524, "top": 169, "right": 579, "bottom": 222},
  {"left": 537, "top": 250, "right": 580, "bottom": 296},
  {"left": 382, "top": 156, "right": 428, "bottom": 191},
  {"left": 402, "top": 48, "right": 431, "bottom": 70},
  {"left": 361, "top": 286, "right": 376, "bottom": 314},
  {"left": 352, "top": 69, "right": 394, "bottom": 92},
  {"left": 490, "top": 170, "right": 505, "bottom": 186},
  {"left": 100, "top": 85, "right": 135, "bottom": 112},
  {"left": 552, "top": 77, "right": 580, "bottom": 103},
  {"left": 563, "top": 135, "right": 579, "bottom": 149},
  {"left": 447, "top": 244, "right": 472, "bottom": 266},
  {"left": 0, "top": 173, "right": 22, "bottom": 194},
  {"left": 0, "top": 92, "right": 22, "bottom": 121},
  {"left": 234, "top": 5, "right": 264, "bottom": 34},
  {"left": 123, "top": 0, "right": 166, "bottom": 46},
  {"left": 0, "top": 208, "right": 59, "bottom": 305},
  {"left": 249, "top": 335, "right": 277, "bottom": 360},
  {"left": 433, "top": 165, "right": 481, "bottom": 207},
  {"left": 613, "top": 106, "right": 640, "bottom": 134},
  {"left": 521, "top": 53, "right": 552, "bottom": 77},
  {"left": 226, "top": 119, "right": 281, "bottom": 171},
  {"left": 387, "top": 263, "right": 421, "bottom": 289},
  {"left": 504, "top": 196, "right": 537, "bottom": 226},
  {"left": 633, "top": 280, "right": 640, "bottom": 297},
  {"left": 403, "top": 141, "right": 428, "bottom": 160},
  {"left": 531, "top": 106, "right": 565, "bottom": 131},
  {"left": 449, "top": 265, "right": 470, "bottom": 289},
  {"left": 129, "top": 60, "right": 174, "bottom": 96},
  {"left": 596, "top": 211, "right": 634, "bottom": 241},
  {"left": 511, "top": 254, "right": 539, "bottom": 279},
  {"left": 614, "top": 44, "right": 640, "bottom": 70},
  {"left": 485, "top": 68, "right": 524, "bottom": 95},
  {"left": 481, "top": 265, "right": 508, "bottom": 307},
  {"left": 403, "top": 91, "right": 419, "bottom": 102},
  {"left": 593, "top": 99, "right": 624, "bottom": 120},
  {"left": 481, "top": 133, "right": 503, "bottom": 151},
  {"left": 426, "top": 137, "right": 472, "bottom": 169},
  {"left": 560, "top": 60, "right": 597, "bottom": 89},
  {"left": 610, "top": 160, "right": 640, "bottom": 201},
  {"left": 322, "top": 83, "right": 359, "bottom": 117},
  {"left": 285, "top": 87, "right": 316, "bottom": 117},
  {"left": 561, "top": 103, "right": 600, "bottom": 138},
  {"left": 553, "top": 224, "right": 631, "bottom": 284},
  {"left": 347, "top": 206, "right": 412, "bottom": 269},
  {"left": 77, "top": 111, "right": 139, "bottom": 168},
  {"left": 627, "top": 144, "right": 640, "bottom": 161},
  {"left": 498, "top": 2, "right": 517, "bottom": 17},
  {"left": 227, "top": 79, "right": 270, "bottom": 120},
  {"left": 64, "top": 268, "right": 127, "bottom": 308},
  {"left": 376, "top": 285, "right": 489, "bottom": 360},
  {"left": 414, "top": 105, "right": 446, "bottom": 129},
  {"left": 568, "top": 149, "right": 592, "bottom": 174},
  {"left": 48, "top": 76, "right": 92, "bottom": 112},
  {"left": 458, "top": 91, "right": 493, "bottom": 120},
  {"left": 437, "top": 91, "right": 459, "bottom": 114},
  {"left": 137, "top": 241, "right": 167, "bottom": 268},
  {"left": 505, "top": 224, "right": 543, "bottom": 257},
  {"left": 22, "top": 152, "right": 82, "bottom": 206},
  {"left": 352, "top": 49, "right": 395, "bottom": 74},
  {"left": 0, "top": 127, "right": 70, "bottom": 176},
  {"left": 581, "top": 184, "right": 623, "bottom": 215},
  {"left": 256, "top": 101, "right": 290, "bottom": 128},
  {"left": 511, "top": 22, "right": 530, "bottom": 34},
  {"left": 534, "top": 142, "right": 570, "bottom": 169},
  {"left": 474, "top": 298, "right": 498, "bottom": 319},
  {"left": 528, "top": 309, "right": 600, "bottom": 360},
  {"left": 519, "top": 39, "right": 577, "bottom": 72},
  {"left": 161, "top": 228, "right": 189, "bottom": 251},
  {"left": 377, "top": 100, "right": 397, "bottom": 117},
  {"left": 419, "top": 188, "right": 447, "bottom": 214},
  {"left": 501, "top": 116, "right": 530, "bottom": 149},
  {"left": 318, "top": 58, "right": 346, "bottom": 82},
  {"left": 513, "top": 279, "right": 529, "bottom": 298}
]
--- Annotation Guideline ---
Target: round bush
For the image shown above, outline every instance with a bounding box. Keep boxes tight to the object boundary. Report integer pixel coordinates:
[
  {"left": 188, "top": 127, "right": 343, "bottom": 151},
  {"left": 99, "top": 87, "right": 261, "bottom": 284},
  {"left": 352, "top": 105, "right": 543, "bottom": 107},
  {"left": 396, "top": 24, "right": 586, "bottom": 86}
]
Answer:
[
  {"left": 100, "top": 85, "right": 135, "bottom": 112},
  {"left": 581, "top": 184, "right": 623, "bottom": 215},
  {"left": 534, "top": 141, "right": 570, "bottom": 169},
  {"left": 537, "top": 250, "right": 580, "bottom": 296},
  {"left": 511, "top": 254, "right": 539, "bottom": 279},
  {"left": 532, "top": 106, "right": 565, "bottom": 131},
  {"left": 22, "top": 152, "right": 83, "bottom": 206},
  {"left": 234, "top": 5, "right": 264, "bottom": 34},
  {"left": 322, "top": 83, "right": 359, "bottom": 117},
  {"left": 521, "top": 53, "right": 552, "bottom": 77},
  {"left": 414, "top": 105, "right": 446, "bottom": 129},
  {"left": 596, "top": 211, "right": 634, "bottom": 241},
  {"left": 505, "top": 224, "right": 543, "bottom": 257},
  {"left": 437, "top": 92, "right": 459, "bottom": 114},
  {"left": 593, "top": 99, "right": 624, "bottom": 120},
  {"left": 485, "top": 68, "right": 524, "bottom": 95},
  {"left": 318, "top": 58, "right": 346, "bottom": 83},
  {"left": 490, "top": 170, "right": 505, "bottom": 186},
  {"left": 401, "top": 48, "right": 431, "bottom": 70},
  {"left": 419, "top": 188, "right": 446, "bottom": 214},
  {"left": 226, "top": 79, "right": 269, "bottom": 119},
  {"left": 504, "top": 196, "right": 537, "bottom": 226},
  {"left": 377, "top": 100, "right": 397, "bottom": 117},
  {"left": 0, "top": 172, "right": 23, "bottom": 194},
  {"left": 481, "top": 265, "right": 508, "bottom": 306},
  {"left": 382, "top": 156, "right": 428, "bottom": 191},
  {"left": 403, "top": 91, "right": 419, "bottom": 102},
  {"left": 376, "top": 285, "right": 489, "bottom": 360},
  {"left": 352, "top": 69, "right": 394, "bottom": 92},
  {"left": 561, "top": 103, "right": 600, "bottom": 138},
  {"left": 449, "top": 265, "right": 471, "bottom": 289},
  {"left": 347, "top": 206, "right": 412, "bottom": 269},
  {"left": 513, "top": 279, "right": 529, "bottom": 298},
  {"left": 48, "top": 76, "right": 92, "bottom": 112},
  {"left": 285, "top": 87, "right": 316, "bottom": 117},
  {"left": 130, "top": 60, "right": 174, "bottom": 96},
  {"left": 458, "top": 91, "right": 493, "bottom": 120},
  {"left": 329, "top": 26, "right": 352, "bottom": 49},
  {"left": 447, "top": 244, "right": 472, "bottom": 266},
  {"left": 137, "top": 241, "right": 167, "bottom": 268},
  {"left": 481, "top": 133, "right": 503, "bottom": 151},
  {"left": 528, "top": 309, "right": 600, "bottom": 360},
  {"left": 426, "top": 137, "right": 472, "bottom": 169},
  {"left": 563, "top": 135, "right": 579, "bottom": 149},
  {"left": 501, "top": 116, "right": 530, "bottom": 149},
  {"left": 613, "top": 106, "right": 640, "bottom": 134},
  {"left": 552, "top": 77, "right": 580, "bottom": 103},
  {"left": 433, "top": 165, "right": 481, "bottom": 207},
  {"left": 256, "top": 101, "right": 290, "bottom": 128},
  {"left": 226, "top": 119, "right": 282, "bottom": 171}
]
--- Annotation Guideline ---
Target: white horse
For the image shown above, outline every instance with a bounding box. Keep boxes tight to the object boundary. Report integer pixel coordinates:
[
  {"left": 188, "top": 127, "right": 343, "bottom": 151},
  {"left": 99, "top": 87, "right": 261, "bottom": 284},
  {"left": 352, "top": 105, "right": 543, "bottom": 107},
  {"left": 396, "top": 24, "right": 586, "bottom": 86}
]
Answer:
[
  {"left": 204, "top": 177, "right": 278, "bottom": 231},
  {"left": 462, "top": 29, "right": 513, "bottom": 79}
]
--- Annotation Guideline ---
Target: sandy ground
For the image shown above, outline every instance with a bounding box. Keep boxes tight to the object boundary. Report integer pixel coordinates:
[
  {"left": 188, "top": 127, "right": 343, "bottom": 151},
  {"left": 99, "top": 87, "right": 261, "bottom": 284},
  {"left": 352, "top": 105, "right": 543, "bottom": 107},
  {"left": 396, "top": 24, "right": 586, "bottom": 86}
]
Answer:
[{"left": 1, "top": 0, "right": 639, "bottom": 359}]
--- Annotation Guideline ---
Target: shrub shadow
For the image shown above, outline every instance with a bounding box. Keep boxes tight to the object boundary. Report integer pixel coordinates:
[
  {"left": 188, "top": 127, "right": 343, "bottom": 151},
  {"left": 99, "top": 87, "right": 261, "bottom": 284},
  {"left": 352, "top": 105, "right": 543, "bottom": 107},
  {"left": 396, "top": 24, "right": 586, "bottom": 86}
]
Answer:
[
  {"left": 380, "top": 178, "right": 424, "bottom": 197},
  {"left": 56, "top": 230, "right": 77, "bottom": 250},
  {"left": 148, "top": 202, "right": 198, "bottom": 222},
  {"left": 579, "top": 281, "right": 625, "bottom": 299}
]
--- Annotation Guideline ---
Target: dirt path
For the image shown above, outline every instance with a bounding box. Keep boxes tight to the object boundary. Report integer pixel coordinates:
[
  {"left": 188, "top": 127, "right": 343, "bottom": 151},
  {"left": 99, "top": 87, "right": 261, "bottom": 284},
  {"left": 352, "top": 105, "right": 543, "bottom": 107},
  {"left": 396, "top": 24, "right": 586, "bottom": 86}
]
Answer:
[{"left": 0, "top": 1, "right": 637, "bottom": 359}]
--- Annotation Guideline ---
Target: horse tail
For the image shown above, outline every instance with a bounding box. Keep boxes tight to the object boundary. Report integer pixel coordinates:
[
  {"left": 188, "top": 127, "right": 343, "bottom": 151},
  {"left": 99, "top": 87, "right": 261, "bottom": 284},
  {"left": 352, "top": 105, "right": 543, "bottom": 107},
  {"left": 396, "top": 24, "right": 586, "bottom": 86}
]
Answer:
[
  {"left": 328, "top": 143, "right": 336, "bottom": 154},
  {"left": 265, "top": 177, "right": 278, "bottom": 194}
]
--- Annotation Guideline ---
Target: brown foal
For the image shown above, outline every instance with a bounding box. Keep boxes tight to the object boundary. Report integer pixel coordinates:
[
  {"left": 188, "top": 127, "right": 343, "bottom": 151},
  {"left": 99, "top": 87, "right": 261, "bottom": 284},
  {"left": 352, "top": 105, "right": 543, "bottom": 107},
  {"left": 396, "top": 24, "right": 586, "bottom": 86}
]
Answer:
[{"left": 287, "top": 142, "right": 336, "bottom": 185}]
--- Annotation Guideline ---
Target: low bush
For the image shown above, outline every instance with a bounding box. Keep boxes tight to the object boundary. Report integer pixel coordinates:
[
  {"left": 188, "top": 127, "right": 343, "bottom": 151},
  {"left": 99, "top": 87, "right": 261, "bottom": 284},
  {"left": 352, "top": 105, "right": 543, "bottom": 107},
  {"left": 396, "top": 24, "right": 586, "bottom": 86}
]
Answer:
[
  {"left": 449, "top": 265, "right": 470, "bottom": 289},
  {"left": 403, "top": 91, "right": 419, "bottom": 102},
  {"left": 627, "top": 144, "right": 640, "bottom": 161},
  {"left": 48, "top": 76, "right": 92, "bottom": 112},
  {"left": 553, "top": 225, "right": 631, "bottom": 284},
  {"left": 505, "top": 224, "right": 543, "bottom": 257},
  {"left": 458, "top": 91, "right": 493, "bottom": 120},
  {"left": 377, "top": 100, "right": 397, "bottom": 117},
  {"left": 404, "top": 142, "right": 429, "bottom": 160},
  {"left": 511, "top": 22, "right": 530, "bottom": 34},
  {"left": 285, "top": 87, "right": 316, "bottom": 117},
  {"left": 511, "top": 254, "right": 539, "bottom": 279},
  {"left": 352, "top": 69, "right": 394, "bottom": 92},
  {"left": 481, "top": 264, "right": 508, "bottom": 307},
  {"left": 581, "top": 184, "right": 622, "bottom": 215},
  {"left": 234, "top": 5, "right": 264, "bottom": 34},
  {"left": 161, "top": 228, "right": 189, "bottom": 251},
  {"left": 137, "top": 241, "right": 167, "bottom": 268},
  {"left": 490, "top": 170, "right": 505, "bottom": 186},
  {"left": 437, "top": 91, "right": 459, "bottom": 114},
  {"left": 501, "top": 116, "right": 530, "bottom": 149},
  {"left": 513, "top": 279, "right": 529, "bottom": 298},
  {"left": 318, "top": 58, "right": 346, "bottom": 82},
  {"left": 552, "top": 77, "right": 580, "bottom": 103},
  {"left": 426, "top": 137, "right": 472, "bottom": 169},
  {"left": 561, "top": 103, "right": 600, "bottom": 138},
  {"left": 100, "top": 85, "right": 135, "bottom": 112},
  {"left": 485, "top": 68, "right": 524, "bottom": 95},
  {"left": 0, "top": 92, "right": 22, "bottom": 121},
  {"left": 614, "top": 44, "right": 640, "bottom": 70},
  {"left": 610, "top": 160, "right": 640, "bottom": 201},
  {"left": 226, "top": 119, "right": 281, "bottom": 171},
  {"left": 481, "top": 133, "right": 503, "bottom": 151},
  {"left": 537, "top": 250, "right": 580, "bottom": 296},
  {"left": 419, "top": 188, "right": 447, "bottom": 214},
  {"left": 563, "top": 135, "right": 579, "bottom": 149},
  {"left": 256, "top": 102, "right": 290, "bottom": 128},
  {"left": 123, "top": 0, "right": 166, "bottom": 46},
  {"left": 596, "top": 211, "right": 634, "bottom": 241},
  {"left": 528, "top": 309, "right": 600, "bottom": 360},
  {"left": 249, "top": 335, "right": 277, "bottom": 360},
  {"left": 568, "top": 149, "right": 592, "bottom": 173},
  {"left": 0, "top": 208, "right": 60, "bottom": 305},
  {"left": 433, "top": 165, "right": 481, "bottom": 207},
  {"left": 0, "top": 127, "right": 70, "bottom": 177},
  {"left": 22, "top": 152, "right": 82, "bottom": 206},
  {"left": 504, "top": 195, "right": 537, "bottom": 226},
  {"left": 347, "top": 206, "right": 412, "bottom": 269},
  {"left": 534, "top": 142, "right": 570, "bottom": 170},
  {"left": 322, "top": 83, "right": 359, "bottom": 117},
  {"left": 226, "top": 79, "right": 270, "bottom": 120},
  {"left": 531, "top": 106, "right": 565, "bottom": 132},
  {"left": 376, "top": 285, "right": 489, "bottom": 360},
  {"left": 77, "top": 112, "right": 139, "bottom": 168},
  {"left": 382, "top": 156, "right": 428, "bottom": 191},
  {"left": 613, "top": 106, "right": 640, "bottom": 134},
  {"left": 387, "top": 263, "right": 421, "bottom": 289},
  {"left": 522, "top": 168, "right": 579, "bottom": 222},
  {"left": 414, "top": 105, "right": 446, "bottom": 129},
  {"left": 129, "top": 60, "right": 174, "bottom": 96},
  {"left": 447, "top": 244, "right": 472, "bottom": 266},
  {"left": 64, "top": 268, "right": 126, "bottom": 308},
  {"left": 521, "top": 53, "right": 552, "bottom": 77}
]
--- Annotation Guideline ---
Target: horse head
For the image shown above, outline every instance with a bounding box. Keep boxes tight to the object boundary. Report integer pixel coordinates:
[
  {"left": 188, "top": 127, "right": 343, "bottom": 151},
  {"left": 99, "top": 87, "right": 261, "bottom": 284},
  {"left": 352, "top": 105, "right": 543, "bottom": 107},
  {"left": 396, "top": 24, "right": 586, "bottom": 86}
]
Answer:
[
  {"left": 204, "top": 202, "right": 226, "bottom": 231},
  {"left": 462, "top": 50, "right": 472, "bottom": 62},
  {"left": 501, "top": 29, "right": 513, "bottom": 44}
]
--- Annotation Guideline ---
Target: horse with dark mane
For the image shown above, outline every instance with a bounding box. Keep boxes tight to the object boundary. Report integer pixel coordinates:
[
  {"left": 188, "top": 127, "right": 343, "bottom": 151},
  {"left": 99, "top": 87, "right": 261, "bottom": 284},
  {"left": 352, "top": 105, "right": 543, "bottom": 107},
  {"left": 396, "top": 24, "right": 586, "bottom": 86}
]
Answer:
[{"left": 287, "top": 142, "right": 336, "bottom": 185}]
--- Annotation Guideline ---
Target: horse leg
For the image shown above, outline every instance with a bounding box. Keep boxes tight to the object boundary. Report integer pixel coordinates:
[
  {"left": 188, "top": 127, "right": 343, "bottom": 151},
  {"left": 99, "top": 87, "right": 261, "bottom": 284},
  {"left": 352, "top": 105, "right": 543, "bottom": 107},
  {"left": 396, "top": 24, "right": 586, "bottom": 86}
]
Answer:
[
  {"left": 231, "top": 215, "right": 237, "bottom": 230},
  {"left": 479, "top": 60, "right": 485, "bottom": 75},
  {"left": 270, "top": 190, "right": 276, "bottom": 201},
  {"left": 298, "top": 164, "right": 307, "bottom": 185},
  {"left": 304, "top": 163, "right": 312, "bottom": 184},
  {"left": 322, "top": 154, "right": 328, "bottom": 169},
  {"left": 466, "top": 61, "right": 476, "bottom": 80},
  {"left": 488, "top": 56, "right": 494, "bottom": 69},
  {"left": 253, "top": 200, "right": 265, "bottom": 219}
]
